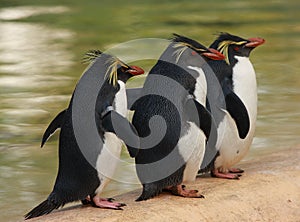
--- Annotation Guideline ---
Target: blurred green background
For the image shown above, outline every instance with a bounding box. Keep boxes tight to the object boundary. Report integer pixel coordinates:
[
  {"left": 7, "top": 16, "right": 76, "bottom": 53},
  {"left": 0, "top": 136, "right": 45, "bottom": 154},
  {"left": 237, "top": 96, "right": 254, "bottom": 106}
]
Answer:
[{"left": 0, "top": 0, "right": 299, "bottom": 221}]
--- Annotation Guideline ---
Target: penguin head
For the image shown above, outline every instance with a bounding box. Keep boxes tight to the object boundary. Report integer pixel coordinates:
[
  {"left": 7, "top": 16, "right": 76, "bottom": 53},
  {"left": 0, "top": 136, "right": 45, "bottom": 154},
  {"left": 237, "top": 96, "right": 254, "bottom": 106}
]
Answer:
[
  {"left": 210, "top": 32, "right": 265, "bottom": 64},
  {"left": 115, "top": 64, "right": 144, "bottom": 84},
  {"left": 83, "top": 49, "right": 144, "bottom": 86},
  {"left": 172, "top": 33, "right": 225, "bottom": 61}
]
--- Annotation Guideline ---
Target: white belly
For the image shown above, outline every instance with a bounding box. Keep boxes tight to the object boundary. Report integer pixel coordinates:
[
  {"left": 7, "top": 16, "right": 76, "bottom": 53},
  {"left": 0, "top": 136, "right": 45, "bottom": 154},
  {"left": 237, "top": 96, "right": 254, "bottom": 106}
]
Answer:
[
  {"left": 215, "top": 111, "right": 255, "bottom": 172},
  {"left": 95, "top": 80, "right": 127, "bottom": 195},
  {"left": 215, "top": 56, "right": 257, "bottom": 172},
  {"left": 178, "top": 122, "right": 206, "bottom": 182},
  {"left": 95, "top": 132, "right": 123, "bottom": 195}
]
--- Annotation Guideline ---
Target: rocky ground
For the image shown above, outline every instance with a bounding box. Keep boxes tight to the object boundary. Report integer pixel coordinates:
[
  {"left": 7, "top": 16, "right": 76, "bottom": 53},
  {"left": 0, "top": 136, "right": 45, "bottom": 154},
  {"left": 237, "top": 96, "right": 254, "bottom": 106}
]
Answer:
[{"left": 27, "top": 145, "right": 300, "bottom": 222}]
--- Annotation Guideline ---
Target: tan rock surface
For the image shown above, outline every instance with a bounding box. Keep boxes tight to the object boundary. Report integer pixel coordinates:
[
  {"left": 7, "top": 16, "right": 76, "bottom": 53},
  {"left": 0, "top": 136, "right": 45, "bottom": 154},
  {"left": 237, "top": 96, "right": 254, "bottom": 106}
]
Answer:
[{"left": 27, "top": 146, "right": 300, "bottom": 222}]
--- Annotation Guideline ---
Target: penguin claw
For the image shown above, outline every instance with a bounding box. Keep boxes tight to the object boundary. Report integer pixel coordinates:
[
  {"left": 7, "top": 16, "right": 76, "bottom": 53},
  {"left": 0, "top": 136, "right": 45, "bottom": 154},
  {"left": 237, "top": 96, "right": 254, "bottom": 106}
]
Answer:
[
  {"left": 171, "top": 185, "right": 204, "bottom": 198},
  {"left": 182, "top": 185, "right": 198, "bottom": 194},
  {"left": 229, "top": 168, "right": 244, "bottom": 174},
  {"left": 92, "top": 196, "right": 126, "bottom": 210},
  {"left": 196, "top": 194, "right": 205, "bottom": 198},
  {"left": 106, "top": 198, "right": 115, "bottom": 202},
  {"left": 211, "top": 169, "right": 241, "bottom": 179}
]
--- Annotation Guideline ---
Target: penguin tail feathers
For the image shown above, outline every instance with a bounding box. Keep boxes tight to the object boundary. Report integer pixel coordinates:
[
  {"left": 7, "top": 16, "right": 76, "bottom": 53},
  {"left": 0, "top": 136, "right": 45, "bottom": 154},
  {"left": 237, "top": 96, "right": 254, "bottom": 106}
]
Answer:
[{"left": 24, "top": 199, "right": 62, "bottom": 220}]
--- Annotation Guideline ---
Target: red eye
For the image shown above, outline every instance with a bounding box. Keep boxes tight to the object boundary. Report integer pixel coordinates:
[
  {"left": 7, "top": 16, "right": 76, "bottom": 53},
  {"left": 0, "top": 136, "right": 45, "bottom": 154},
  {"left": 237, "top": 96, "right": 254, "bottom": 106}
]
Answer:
[
  {"left": 234, "top": 46, "right": 239, "bottom": 51},
  {"left": 191, "top": 51, "right": 197, "bottom": 56}
]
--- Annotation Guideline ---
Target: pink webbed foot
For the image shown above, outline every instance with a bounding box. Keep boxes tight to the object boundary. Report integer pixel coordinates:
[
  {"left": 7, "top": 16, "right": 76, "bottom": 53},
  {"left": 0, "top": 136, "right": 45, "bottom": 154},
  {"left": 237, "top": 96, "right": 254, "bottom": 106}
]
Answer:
[
  {"left": 229, "top": 168, "right": 244, "bottom": 174},
  {"left": 170, "top": 184, "right": 204, "bottom": 198},
  {"left": 83, "top": 196, "right": 126, "bottom": 210},
  {"left": 92, "top": 196, "right": 126, "bottom": 210},
  {"left": 211, "top": 169, "right": 242, "bottom": 179}
]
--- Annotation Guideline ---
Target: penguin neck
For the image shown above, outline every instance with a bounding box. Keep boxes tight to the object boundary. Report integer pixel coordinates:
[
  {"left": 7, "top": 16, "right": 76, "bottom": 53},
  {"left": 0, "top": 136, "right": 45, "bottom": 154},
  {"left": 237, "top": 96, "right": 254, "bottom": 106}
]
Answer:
[
  {"left": 232, "top": 55, "right": 257, "bottom": 121},
  {"left": 186, "top": 65, "right": 207, "bottom": 105},
  {"left": 113, "top": 80, "right": 127, "bottom": 117}
]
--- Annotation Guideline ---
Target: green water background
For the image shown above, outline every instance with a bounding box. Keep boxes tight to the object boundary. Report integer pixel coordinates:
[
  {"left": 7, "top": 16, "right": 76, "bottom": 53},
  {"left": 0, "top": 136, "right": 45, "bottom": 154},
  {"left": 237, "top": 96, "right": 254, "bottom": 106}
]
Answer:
[{"left": 0, "top": 0, "right": 299, "bottom": 221}]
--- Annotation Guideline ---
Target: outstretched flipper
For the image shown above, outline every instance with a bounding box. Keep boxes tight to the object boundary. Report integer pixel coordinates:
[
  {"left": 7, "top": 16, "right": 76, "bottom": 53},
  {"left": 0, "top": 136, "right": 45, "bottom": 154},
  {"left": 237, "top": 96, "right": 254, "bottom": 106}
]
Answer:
[
  {"left": 222, "top": 78, "right": 250, "bottom": 139},
  {"left": 41, "top": 110, "right": 66, "bottom": 147},
  {"left": 101, "top": 110, "right": 139, "bottom": 157},
  {"left": 126, "top": 87, "right": 142, "bottom": 111}
]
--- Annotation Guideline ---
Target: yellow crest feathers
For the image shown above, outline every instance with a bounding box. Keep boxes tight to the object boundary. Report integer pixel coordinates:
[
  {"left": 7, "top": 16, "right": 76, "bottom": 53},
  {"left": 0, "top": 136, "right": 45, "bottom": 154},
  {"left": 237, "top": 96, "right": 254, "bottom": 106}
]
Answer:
[
  {"left": 172, "top": 42, "right": 206, "bottom": 63},
  {"left": 82, "top": 50, "right": 128, "bottom": 87},
  {"left": 105, "top": 57, "right": 128, "bottom": 86},
  {"left": 172, "top": 43, "right": 189, "bottom": 63},
  {"left": 82, "top": 49, "right": 103, "bottom": 64},
  {"left": 217, "top": 40, "right": 247, "bottom": 64}
]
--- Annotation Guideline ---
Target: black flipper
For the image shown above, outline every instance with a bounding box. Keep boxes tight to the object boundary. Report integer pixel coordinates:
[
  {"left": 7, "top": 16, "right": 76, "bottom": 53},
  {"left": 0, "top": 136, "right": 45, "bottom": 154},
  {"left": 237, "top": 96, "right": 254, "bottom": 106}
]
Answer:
[
  {"left": 185, "top": 97, "right": 213, "bottom": 140},
  {"left": 41, "top": 110, "right": 66, "bottom": 147},
  {"left": 222, "top": 78, "right": 250, "bottom": 139},
  {"left": 225, "top": 93, "right": 250, "bottom": 139},
  {"left": 102, "top": 110, "right": 139, "bottom": 157},
  {"left": 126, "top": 87, "right": 142, "bottom": 110}
]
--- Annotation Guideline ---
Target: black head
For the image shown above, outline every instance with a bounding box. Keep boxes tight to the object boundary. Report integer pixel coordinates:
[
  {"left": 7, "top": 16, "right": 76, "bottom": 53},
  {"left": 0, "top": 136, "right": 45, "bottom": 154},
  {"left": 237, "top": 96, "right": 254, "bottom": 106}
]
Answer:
[
  {"left": 210, "top": 32, "right": 265, "bottom": 64},
  {"left": 112, "top": 60, "right": 144, "bottom": 84},
  {"left": 172, "top": 33, "right": 225, "bottom": 61},
  {"left": 83, "top": 50, "right": 144, "bottom": 86}
]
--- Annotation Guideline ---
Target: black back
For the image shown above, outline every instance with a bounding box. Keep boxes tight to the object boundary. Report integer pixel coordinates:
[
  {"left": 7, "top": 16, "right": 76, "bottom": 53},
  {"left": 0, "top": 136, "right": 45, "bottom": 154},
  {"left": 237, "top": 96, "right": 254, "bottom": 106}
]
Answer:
[
  {"left": 53, "top": 99, "right": 100, "bottom": 203},
  {"left": 25, "top": 53, "right": 136, "bottom": 219},
  {"left": 52, "top": 53, "right": 123, "bottom": 202},
  {"left": 131, "top": 41, "right": 211, "bottom": 200}
]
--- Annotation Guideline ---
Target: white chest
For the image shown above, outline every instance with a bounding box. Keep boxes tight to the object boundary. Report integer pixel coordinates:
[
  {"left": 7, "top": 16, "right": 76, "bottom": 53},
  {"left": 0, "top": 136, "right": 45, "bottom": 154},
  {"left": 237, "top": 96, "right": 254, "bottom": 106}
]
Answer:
[
  {"left": 178, "top": 123, "right": 206, "bottom": 182},
  {"left": 232, "top": 56, "right": 257, "bottom": 121},
  {"left": 95, "top": 80, "right": 128, "bottom": 194},
  {"left": 215, "top": 56, "right": 258, "bottom": 170},
  {"left": 113, "top": 80, "right": 127, "bottom": 117}
]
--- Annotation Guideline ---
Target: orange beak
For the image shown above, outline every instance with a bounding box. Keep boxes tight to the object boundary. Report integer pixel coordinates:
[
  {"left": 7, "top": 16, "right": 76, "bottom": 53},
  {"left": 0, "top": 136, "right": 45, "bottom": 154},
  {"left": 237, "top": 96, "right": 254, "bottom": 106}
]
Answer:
[
  {"left": 202, "top": 48, "right": 225, "bottom": 60},
  {"left": 127, "top": 65, "right": 144, "bottom": 75},
  {"left": 246, "top": 37, "right": 265, "bottom": 47}
]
